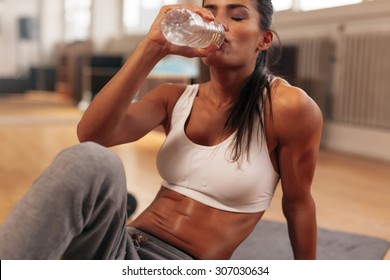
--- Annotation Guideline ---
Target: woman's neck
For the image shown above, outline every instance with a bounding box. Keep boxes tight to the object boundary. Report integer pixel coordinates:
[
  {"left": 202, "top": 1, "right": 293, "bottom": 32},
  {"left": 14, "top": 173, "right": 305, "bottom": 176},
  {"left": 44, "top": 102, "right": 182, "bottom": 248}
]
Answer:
[{"left": 203, "top": 67, "right": 253, "bottom": 107}]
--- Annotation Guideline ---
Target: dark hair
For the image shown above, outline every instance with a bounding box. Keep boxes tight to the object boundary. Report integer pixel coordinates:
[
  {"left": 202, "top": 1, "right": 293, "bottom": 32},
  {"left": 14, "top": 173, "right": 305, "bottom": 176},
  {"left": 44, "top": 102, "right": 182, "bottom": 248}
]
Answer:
[{"left": 205, "top": 0, "right": 277, "bottom": 161}]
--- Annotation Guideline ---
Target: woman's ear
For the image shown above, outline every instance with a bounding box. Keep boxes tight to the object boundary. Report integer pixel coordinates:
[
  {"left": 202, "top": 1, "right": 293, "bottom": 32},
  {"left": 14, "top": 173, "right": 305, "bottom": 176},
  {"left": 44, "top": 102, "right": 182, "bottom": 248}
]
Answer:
[{"left": 258, "top": 31, "right": 273, "bottom": 51}]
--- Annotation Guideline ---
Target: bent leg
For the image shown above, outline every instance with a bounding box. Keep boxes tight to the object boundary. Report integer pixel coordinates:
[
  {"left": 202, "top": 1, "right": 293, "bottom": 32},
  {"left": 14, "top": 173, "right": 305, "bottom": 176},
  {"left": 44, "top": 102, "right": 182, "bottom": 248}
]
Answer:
[{"left": 0, "top": 142, "right": 128, "bottom": 259}]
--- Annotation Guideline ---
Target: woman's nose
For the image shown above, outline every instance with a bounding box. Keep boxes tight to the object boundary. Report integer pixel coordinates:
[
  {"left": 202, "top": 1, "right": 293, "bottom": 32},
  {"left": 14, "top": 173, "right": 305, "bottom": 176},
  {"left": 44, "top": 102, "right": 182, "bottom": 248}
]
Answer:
[{"left": 215, "top": 15, "right": 229, "bottom": 32}]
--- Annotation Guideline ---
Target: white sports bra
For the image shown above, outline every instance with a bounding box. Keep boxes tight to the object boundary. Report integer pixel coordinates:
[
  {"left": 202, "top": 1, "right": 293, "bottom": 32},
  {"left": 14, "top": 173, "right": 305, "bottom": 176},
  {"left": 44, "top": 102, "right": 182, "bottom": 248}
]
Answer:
[{"left": 156, "top": 84, "right": 280, "bottom": 213}]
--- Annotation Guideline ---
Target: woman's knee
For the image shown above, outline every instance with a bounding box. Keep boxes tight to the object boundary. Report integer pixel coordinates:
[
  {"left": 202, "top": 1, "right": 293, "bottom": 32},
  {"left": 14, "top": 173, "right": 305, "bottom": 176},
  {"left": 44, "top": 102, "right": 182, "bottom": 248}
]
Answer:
[
  {"left": 57, "top": 142, "right": 122, "bottom": 171},
  {"left": 50, "top": 142, "right": 125, "bottom": 189},
  {"left": 45, "top": 142, "right": 127, "bottom": 199}
]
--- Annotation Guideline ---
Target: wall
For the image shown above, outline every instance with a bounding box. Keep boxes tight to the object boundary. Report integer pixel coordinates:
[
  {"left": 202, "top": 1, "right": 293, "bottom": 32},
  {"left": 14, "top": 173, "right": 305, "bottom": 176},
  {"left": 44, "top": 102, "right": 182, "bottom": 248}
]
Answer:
[
  {"left": 0, "top": 0, "right": 65, "bottom": 76},
  {"left": 91, "top": 0, "right": 122, "bottom": 52},
  {"left": 38, "top": 0, "right": 64, "bottom": 66},
  {"left": 0, "top": 0, "right": 39, "bottom": 76},
  {"left": 274, "top": 0, "right": 390, "bottom": 39}
]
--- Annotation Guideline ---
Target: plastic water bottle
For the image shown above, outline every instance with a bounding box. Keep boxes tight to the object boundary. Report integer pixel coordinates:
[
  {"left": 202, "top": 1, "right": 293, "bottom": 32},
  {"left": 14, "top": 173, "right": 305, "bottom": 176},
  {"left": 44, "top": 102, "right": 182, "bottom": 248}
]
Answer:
[{"left": 161, "top": 8, "right": 225, "bottom": 49}]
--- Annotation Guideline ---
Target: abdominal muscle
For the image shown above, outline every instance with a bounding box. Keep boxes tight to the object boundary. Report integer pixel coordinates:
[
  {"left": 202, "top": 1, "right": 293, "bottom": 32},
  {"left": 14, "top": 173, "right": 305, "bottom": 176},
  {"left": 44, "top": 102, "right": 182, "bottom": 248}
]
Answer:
[{"left": 129, "top": 187, "right": 264, "bottom": 260}]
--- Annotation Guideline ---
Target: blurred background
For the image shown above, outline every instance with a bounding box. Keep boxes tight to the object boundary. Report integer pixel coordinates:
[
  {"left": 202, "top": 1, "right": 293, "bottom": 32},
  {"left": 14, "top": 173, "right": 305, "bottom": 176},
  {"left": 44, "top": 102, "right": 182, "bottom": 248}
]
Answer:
[
  {"left": 0, "top": 0, "right": 389, "bottom": 160},
  {"left": 0, "top": 0, "right": 389, "bottom": 258}
]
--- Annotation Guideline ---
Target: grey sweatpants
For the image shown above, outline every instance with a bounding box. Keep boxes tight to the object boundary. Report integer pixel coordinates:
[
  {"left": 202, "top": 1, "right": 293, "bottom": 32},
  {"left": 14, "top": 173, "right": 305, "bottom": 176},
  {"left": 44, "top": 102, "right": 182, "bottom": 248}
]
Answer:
[{"left": 0, "top": 142, "right": 193, "bottom": 260}]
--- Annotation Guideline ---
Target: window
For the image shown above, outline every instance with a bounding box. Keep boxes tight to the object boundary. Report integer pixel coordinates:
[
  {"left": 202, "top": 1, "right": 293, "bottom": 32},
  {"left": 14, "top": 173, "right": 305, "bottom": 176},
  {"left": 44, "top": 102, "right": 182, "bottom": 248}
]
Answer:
[
  {"left": 122, "top": 0, "right": 366, "bottom": 33},
  {"left": 123, "top": 0, "right": 178, "bottom": 34},
  {"left": 274, "top": 0, "right": 364, "bottom": 12},
  {"left": 64, "top": 0, "right": 91, "bottom": 42},
  {"left": 273, "top": 0, "right": 293, "bottom": 11},
  {"left": 299, "top": 0, "right": 363, "bottom": 11}
]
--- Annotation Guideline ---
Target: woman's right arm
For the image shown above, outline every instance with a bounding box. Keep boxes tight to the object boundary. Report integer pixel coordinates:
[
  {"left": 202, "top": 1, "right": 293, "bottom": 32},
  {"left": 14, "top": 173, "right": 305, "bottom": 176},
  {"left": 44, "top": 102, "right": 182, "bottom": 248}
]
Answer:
[
  {"left": 77, "top": 37, "right": 167, "bottom": 146},
  {"left": 77, "top": 5, "right": 217, "bottom": 147}
]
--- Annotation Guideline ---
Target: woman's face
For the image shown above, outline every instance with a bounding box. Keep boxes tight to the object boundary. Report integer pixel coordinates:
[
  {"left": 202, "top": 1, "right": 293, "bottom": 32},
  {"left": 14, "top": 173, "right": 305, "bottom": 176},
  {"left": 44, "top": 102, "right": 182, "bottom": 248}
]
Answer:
[{"left": 201, "top": 0, "right": 268, "bottom": 69}]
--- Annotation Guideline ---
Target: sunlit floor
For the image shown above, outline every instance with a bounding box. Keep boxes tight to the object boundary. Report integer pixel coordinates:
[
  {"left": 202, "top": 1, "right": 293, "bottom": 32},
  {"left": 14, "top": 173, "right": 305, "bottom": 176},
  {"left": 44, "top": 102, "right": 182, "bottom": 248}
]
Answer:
[{"left": 0, "top": 91, "right": 389, "bottom": 259}]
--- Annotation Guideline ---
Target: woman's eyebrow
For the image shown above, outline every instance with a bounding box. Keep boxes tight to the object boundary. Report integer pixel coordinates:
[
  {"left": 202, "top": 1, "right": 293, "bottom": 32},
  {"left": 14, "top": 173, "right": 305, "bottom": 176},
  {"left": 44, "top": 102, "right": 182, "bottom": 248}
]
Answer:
[{"left": 203, "top": 3, "right": 249, "bottom": 11}]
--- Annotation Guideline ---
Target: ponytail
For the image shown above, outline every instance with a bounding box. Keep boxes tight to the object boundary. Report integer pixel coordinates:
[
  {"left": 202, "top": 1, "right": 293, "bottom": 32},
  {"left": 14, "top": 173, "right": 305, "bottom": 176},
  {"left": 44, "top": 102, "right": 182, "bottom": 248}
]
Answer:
[{"left": 223, "top": 50, "right": 273, "bottom": 162}]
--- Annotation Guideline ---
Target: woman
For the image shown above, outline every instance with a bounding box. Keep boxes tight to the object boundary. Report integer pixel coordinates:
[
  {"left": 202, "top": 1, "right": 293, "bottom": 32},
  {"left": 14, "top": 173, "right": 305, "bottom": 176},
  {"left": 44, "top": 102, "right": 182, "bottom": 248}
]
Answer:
[{"left": 0, "top": 0, "right": 322, "bottom": 260}]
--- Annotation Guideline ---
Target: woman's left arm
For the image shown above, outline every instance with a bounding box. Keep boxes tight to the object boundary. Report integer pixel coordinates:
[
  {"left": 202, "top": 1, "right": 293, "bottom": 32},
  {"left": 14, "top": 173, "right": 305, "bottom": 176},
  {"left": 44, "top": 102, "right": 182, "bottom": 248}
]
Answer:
[{"left": 273, "top": 85, "right": 323, "bottom": 260}]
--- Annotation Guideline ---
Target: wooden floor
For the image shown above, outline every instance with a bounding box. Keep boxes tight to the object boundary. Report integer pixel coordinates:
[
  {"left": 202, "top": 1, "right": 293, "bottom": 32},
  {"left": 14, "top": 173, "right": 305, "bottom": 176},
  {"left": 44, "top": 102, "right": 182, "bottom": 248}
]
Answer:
[{"left": 0, "top": 91, "right": 389, "bottom": 259}]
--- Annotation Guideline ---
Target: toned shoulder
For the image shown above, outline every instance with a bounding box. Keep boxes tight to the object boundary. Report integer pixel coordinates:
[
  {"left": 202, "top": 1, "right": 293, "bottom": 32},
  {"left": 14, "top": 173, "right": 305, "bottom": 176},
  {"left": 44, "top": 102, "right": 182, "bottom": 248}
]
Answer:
[
  {"left": 271, "top": 80, "right": 323, "bottom": 143},
  {"left": 142, "top": 82, "right": 188, "bottom": 103},
  {"left": 159, "top": 82, "right": 188, "bottom": 96},
  {"left": 141, "top": 82, "right": 189, "bottom": 132},
  {"left": 141, "top": 82, "right": 189, "bottom": 114}
]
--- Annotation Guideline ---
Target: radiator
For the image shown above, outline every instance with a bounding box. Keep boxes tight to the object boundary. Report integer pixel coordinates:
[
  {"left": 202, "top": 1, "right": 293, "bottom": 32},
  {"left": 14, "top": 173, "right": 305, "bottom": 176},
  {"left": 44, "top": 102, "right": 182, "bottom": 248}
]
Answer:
[
  {"left": 285, "top": 33, "right": 390, "bottom": 130},
  {"left": 333, "top": 32, "right": 390, "bottom": 129},
  {"left": 283, "top": 38, "right": 334, "bottom": 118}
]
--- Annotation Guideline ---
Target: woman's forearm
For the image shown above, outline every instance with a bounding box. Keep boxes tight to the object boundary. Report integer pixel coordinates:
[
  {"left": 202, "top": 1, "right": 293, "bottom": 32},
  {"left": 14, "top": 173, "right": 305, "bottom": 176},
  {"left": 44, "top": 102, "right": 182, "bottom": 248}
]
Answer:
[
  {"left": 77, "top": 38, "right": 166, "bottom": 143},
  {"left": 283, "top": 197, "right": 317, "bottom": 260}
]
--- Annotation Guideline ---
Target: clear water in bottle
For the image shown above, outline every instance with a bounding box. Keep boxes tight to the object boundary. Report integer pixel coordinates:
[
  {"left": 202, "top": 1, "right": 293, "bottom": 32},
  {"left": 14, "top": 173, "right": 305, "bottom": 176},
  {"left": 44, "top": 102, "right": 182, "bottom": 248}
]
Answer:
[{"left": 161, "top": 8, "right": 225, "bottom": 49}]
